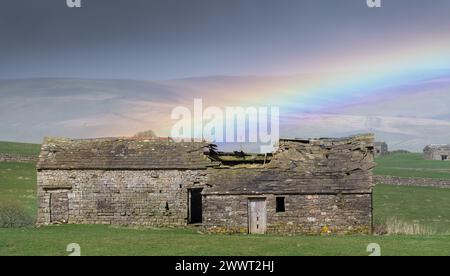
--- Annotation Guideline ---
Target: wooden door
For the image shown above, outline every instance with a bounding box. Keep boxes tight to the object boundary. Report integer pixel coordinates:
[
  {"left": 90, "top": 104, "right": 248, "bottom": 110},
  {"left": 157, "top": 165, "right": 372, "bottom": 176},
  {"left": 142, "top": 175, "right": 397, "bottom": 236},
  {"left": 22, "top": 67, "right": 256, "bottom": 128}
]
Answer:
[{"left": 248, "top": 198, "right": 267, "bottom": 234}]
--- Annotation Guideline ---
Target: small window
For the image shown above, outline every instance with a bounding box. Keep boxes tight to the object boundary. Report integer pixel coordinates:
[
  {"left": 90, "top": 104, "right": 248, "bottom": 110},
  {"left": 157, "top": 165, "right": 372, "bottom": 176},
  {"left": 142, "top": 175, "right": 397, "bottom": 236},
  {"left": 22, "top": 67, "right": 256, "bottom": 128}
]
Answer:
[{"left": 276, "top": 197, "right": 285, "bottom": 212}]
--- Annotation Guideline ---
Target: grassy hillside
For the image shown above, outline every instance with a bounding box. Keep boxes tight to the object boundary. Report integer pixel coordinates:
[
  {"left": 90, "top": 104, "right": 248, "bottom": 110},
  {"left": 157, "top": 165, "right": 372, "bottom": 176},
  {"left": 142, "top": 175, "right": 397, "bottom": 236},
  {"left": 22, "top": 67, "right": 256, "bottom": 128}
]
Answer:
[
  {"left": 375, "top": 153, "right": 450, "bottom": 179},
  {"left": 0, "top": 141, "right": 41, "bottom": 156}
]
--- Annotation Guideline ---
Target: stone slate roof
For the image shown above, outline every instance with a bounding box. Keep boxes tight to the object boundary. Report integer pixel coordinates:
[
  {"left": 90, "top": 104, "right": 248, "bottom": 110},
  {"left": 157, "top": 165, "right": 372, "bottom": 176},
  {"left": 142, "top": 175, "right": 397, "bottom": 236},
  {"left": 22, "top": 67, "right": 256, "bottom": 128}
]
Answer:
[
  {"left": 424, "top": 144, "right": 450, "bottom": 151},
  {"left": 204, "top": 168, "right": 372, "bottom": 195},
  {"left": 37, "top": 137, "right": 217, "bottom": 170}
]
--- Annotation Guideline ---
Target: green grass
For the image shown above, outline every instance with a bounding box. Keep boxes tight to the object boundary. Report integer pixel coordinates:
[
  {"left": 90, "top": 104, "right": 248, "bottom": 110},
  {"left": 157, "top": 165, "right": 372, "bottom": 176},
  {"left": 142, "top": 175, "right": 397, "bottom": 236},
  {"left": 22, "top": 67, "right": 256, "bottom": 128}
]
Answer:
[
  {"left": 374, "top": 185, "right": 450, "bottom": 234},
  {"left": 1, "top": 225, "right": 450, "bottom": 256},
  {"left": 1, "top": 151, "right": 450, "bottom": 255},
  {"left": 375, "top": 153, "right": 450, "bottom": 179},
  {"left": 0, "top": 141, "right": 41, "bottom": 156},
  {"left": 0, "top": 162, "right": 37, "bottom": 216}
]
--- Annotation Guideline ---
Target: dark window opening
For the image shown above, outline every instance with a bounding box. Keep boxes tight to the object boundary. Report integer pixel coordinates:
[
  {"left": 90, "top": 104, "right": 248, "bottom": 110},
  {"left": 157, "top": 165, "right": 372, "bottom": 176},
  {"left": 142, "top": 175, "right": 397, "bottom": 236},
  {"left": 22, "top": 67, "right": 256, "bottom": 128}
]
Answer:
[
  {"left": 165, "top": 202, "right": 170, "bottom": 211},
  {"left": 442, "top": 155, "right": 448, "bottom": 161},
  {"left": 179, "top": 184, "right": 183, "bottom": 188},
  {"left": 276, "top": 197, "right": 285, "bottom": 213},
  {"left": 188, "top": 188, "right": 203, "bottom": 224}
]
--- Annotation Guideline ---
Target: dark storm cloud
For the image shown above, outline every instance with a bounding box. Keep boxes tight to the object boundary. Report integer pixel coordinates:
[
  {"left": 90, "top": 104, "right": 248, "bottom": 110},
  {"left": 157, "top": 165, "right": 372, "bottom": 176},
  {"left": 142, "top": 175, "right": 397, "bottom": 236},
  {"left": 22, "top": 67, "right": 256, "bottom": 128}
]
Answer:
[{"left": 1, "top": 0, "right": 450, "bottom": 80}]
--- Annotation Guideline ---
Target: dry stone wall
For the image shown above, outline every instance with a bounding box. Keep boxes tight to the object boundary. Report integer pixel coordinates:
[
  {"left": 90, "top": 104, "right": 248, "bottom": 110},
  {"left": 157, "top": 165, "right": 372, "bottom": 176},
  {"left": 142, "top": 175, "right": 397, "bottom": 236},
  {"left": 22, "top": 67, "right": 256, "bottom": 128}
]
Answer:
[
  {"left": 0, "top": 153, "right": 38, "bottom": 163},
  {"left": 374, "top": 175, "right": 450, "bottom": 189}
]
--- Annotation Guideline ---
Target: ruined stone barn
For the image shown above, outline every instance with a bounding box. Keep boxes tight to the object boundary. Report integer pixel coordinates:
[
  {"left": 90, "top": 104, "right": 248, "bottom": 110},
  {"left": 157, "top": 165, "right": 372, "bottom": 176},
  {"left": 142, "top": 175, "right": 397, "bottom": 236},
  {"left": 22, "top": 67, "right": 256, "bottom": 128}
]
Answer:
[
  {"left": 37, "top": 134, "right": 375, "bottom": 235},
  {"left": 423, "top": 145, "right": 450, "bottom": 161},
  {"left": 374, "top": 142, "right": 388, "bottom": 157}
]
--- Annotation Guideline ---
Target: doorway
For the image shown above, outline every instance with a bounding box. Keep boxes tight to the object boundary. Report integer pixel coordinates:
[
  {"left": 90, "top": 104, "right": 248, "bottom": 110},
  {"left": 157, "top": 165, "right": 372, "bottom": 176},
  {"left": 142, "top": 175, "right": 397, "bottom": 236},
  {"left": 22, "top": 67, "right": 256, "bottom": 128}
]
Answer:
[
  {"left": 50, "top": 192, "right": 69, "bottom": 223},
  {"left": 188, "top": 188, "right": 203, "bottom": 224},
  {"left": 248, "top": 198, "right": 267, "bottom": 234}
]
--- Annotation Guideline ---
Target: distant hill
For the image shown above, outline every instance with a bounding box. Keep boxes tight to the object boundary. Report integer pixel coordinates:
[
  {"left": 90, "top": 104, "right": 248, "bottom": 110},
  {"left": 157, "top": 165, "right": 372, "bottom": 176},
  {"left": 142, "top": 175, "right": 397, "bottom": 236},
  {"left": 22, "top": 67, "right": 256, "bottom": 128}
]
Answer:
[{"left": 1, "top": 72, "right": 450, "bottom": 151}]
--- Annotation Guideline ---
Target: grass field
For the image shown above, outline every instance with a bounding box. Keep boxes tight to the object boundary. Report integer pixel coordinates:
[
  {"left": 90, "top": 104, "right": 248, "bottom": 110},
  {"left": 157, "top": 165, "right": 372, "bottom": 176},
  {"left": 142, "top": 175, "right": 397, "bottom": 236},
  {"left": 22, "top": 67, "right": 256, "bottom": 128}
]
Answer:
[
  {"left": 2, "top": 225, "right": 450, "bottom": 256},
  {"left": 0, "top": 141, "right": 41, "bottom": 156},
  {"left": 375, "top": 153, "right": 450, "bottom": 179},
  {"left": 374, "top": 185, "right": 450, "bottom": 234},
  {"left": 1, "top": 144, "right": 450, "bottom": 256},
  {"left": 0, "top": 162, "right": 37, "bottom": 216}
]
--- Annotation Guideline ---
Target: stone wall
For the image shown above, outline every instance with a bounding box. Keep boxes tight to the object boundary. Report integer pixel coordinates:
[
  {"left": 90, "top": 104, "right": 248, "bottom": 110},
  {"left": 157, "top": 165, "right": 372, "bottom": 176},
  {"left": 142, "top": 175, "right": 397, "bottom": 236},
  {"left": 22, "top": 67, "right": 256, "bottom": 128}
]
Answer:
[
  {"left": 374, "top": 175, "right": 450, "bottom": 189},
  {"left": 203, "top": 194, "right": 372, "bottom": 235},
  {"left": 0, "top": 153, "right": 38, "bottom": 163},
  {"left": 37, "top": 169, "right": 207, "bottom": 226}
]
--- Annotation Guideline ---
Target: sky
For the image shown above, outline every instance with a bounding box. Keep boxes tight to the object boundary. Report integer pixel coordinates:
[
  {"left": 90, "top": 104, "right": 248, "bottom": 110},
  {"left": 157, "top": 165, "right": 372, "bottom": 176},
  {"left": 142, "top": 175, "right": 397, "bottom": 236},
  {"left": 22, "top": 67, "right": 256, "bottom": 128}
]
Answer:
[{"left": 1, "top": 0, "right": 450, "bottom": 80}]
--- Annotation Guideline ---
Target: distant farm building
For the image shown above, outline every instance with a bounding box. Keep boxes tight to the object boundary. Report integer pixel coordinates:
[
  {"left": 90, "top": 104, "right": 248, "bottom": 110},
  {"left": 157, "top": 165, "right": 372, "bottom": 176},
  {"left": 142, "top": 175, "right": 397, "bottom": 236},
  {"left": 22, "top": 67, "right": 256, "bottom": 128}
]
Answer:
[
  {"left": 374, "top": 142, "right": 388, "bottom": 157},
  {"left": 37, "top": 134, "right": 375, "bottom": 235},
  {"left": 423, "top": 145, "right": 450, "bottom": 161}
]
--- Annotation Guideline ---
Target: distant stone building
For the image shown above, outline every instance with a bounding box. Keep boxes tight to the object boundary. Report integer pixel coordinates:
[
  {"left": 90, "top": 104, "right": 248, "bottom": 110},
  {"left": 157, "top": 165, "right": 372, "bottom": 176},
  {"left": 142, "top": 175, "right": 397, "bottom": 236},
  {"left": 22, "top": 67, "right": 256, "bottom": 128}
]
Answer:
[
  {"left": 423, "top": 145, "right": 450, "bottom": 161},
  {"left": 37, "top": 134, "right": 375, "bottom": 235},
  {"left": 374, "top": 142, "right": 388, "bottom": 157}
]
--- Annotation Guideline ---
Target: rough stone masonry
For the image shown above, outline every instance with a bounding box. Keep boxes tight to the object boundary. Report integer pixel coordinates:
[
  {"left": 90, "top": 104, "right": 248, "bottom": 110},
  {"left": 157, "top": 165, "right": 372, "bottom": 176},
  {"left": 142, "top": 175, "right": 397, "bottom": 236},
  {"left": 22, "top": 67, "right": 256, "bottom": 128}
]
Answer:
[
  {"left": 423, "top": 144, "right": 450, "bottom": 161},
  {"left": 37, "top": 134, "right": 375, "bottom": 235}
]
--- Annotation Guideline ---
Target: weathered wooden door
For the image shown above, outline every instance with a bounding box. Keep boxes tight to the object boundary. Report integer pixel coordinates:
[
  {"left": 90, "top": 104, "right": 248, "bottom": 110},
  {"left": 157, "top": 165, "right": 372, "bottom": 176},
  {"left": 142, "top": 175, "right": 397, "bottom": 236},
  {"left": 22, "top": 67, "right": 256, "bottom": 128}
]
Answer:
[{"left": 248, "top": 198, "right": 267, "bottom": 234}]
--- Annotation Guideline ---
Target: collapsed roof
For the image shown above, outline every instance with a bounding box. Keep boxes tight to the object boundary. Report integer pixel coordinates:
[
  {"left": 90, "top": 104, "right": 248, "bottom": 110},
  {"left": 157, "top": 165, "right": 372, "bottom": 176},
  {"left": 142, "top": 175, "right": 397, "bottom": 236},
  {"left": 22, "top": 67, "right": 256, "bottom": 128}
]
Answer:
[{"left": 37, "top": 134, "right": 374, "bottom": 177}]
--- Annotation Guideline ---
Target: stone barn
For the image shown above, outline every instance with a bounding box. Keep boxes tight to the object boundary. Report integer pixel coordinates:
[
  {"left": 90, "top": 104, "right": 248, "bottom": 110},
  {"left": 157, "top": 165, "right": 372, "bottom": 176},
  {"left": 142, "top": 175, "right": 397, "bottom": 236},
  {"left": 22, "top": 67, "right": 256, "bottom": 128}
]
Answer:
[
  {"left": 423, "top": 145, "right": 450, "bottom": 161},
  {"left": 374, "top": 142, "right": 388, "bottom": 157},
  {"left": 37, "top": 134, "right": 375, "bottom": 235}
]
